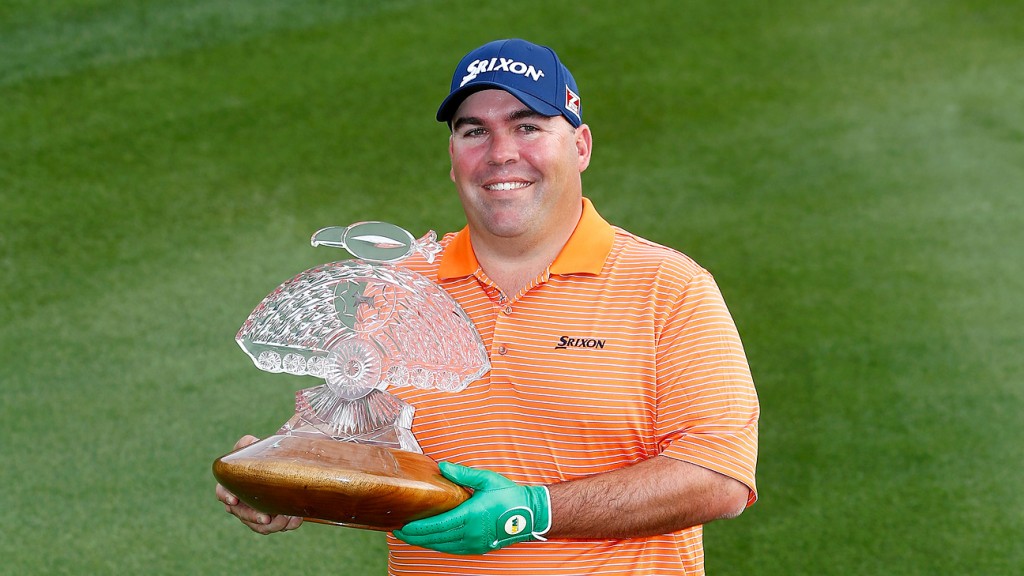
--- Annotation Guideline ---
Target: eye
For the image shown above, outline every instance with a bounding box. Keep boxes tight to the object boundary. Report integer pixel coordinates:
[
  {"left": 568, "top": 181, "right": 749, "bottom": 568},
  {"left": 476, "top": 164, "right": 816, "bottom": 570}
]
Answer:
[
  {"left": 518, "top": 124, "right": 540, "bottom": 133},
  {"left": 460, "top": 127, "right": 487, "bottom": 138}
]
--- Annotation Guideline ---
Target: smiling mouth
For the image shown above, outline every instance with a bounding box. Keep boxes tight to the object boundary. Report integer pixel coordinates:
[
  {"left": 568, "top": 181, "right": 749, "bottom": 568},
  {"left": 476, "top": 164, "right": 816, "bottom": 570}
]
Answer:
[{"left": 484, "top": 181, "right": 531, "bottom": 191}]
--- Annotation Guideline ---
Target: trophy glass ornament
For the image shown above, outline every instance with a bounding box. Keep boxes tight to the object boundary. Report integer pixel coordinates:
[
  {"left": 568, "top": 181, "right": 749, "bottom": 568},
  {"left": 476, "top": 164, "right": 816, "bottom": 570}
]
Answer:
[{"left": 213, "top": 222, "right": 489, "bottom": 531}]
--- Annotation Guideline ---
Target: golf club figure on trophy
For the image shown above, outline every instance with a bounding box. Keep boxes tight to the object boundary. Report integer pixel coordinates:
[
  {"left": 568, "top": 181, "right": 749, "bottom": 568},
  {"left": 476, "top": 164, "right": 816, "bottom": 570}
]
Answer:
[{"left": 213, "top": 222, "right": 489, "bottom": 531}]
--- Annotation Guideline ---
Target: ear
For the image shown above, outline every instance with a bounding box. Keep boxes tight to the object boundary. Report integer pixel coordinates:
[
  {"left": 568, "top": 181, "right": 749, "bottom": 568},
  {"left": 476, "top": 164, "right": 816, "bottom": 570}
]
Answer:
[
  {"left": 448, "top": 134, "right": 456, "bottom": 182},
  {"left": 575, "top": 124, "right": 593, "bottom": 173}
]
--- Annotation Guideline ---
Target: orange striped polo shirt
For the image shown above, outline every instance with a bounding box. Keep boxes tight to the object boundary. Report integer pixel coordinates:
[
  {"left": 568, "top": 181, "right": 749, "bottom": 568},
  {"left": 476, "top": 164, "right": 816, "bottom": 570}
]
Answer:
[{"left": 388, "top": 198, "right": 759, "bottom": 575}]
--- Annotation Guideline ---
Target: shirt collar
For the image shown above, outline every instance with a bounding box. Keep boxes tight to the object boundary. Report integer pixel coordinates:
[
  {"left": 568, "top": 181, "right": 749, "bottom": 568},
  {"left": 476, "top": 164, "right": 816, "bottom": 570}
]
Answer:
[{"left": 437, "top": 197, "right": 614, "bottom": 280}]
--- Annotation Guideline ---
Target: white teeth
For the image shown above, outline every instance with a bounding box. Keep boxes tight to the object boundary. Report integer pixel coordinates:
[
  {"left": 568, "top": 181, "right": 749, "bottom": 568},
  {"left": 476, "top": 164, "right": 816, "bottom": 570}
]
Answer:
[{"left": 485, "top": 181, "right": 530, "bottom": 191}]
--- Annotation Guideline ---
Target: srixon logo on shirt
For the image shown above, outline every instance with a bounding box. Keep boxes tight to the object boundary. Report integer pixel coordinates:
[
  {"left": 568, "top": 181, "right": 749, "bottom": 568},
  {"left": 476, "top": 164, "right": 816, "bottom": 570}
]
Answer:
[
  {"left": 460, "top": 58, "right": 546, "bottom": 87},
  {"left": 555, "top": 336, "right": 606, "bottom": 350}
]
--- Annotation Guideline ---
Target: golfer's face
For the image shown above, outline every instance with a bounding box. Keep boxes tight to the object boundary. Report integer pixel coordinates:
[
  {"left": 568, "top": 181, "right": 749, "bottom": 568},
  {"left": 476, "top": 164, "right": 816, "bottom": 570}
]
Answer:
[{"left": 448, "top": 89, "right": 591, "bottom": 244}]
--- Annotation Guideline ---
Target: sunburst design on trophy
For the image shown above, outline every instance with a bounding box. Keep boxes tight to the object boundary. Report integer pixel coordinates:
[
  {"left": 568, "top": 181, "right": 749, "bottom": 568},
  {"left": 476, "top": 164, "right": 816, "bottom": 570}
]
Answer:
[{"left": 234, "top": 222, "right": 489, "bottom": 453}]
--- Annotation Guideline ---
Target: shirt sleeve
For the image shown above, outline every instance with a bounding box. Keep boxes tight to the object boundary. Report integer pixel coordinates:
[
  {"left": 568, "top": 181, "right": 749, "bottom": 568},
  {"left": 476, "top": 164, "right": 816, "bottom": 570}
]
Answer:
[{"left": 654, "top": 268, "right": 759, "bottom": 506}]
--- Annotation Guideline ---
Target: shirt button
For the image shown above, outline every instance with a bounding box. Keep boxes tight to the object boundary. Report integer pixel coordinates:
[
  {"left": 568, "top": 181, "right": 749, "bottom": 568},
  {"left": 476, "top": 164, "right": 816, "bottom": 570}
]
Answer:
[
  {"left": 497, "top": 345, "right": 508, "bottom": 355},
  {"left": 502, "top": 305, "right": 513, "bottom": 315}
]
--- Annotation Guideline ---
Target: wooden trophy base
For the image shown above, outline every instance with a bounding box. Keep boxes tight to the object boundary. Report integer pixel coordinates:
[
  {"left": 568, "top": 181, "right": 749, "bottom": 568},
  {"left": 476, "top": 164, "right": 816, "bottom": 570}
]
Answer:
[{"left": 212, "top": 434, "right": 470, "bottom": 531}]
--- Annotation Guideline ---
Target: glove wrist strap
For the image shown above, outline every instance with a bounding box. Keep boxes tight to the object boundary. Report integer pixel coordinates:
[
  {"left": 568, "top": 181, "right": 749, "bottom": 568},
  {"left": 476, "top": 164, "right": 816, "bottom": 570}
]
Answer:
[{"left": 530, "top": 485, "right": 552, "bottom": 541}]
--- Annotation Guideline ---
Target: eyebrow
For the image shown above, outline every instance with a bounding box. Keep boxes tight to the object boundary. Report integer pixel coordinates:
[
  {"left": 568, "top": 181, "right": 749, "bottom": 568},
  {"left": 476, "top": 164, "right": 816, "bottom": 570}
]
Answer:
[{"left": 452, "top": 108, "right": 544, "bottom": 131}]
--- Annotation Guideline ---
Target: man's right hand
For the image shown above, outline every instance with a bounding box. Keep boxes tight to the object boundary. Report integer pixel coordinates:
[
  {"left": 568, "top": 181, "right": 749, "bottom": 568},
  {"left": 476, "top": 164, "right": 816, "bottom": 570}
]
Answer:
[{"left": 215, "top": 435, "right": 304, "bottom": 535}]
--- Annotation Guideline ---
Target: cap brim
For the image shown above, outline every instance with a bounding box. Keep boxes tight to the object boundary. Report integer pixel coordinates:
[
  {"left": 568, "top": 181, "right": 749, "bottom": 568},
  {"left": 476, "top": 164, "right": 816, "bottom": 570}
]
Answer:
[{"left": 436, "top": 83, "right": 565, "bottom": 124}]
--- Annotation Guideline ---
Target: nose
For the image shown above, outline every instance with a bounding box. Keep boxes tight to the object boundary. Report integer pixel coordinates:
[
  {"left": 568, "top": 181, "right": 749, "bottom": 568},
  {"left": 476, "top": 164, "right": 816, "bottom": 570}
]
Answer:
[{"left": 486, "top": 131, "right": 518, "bottom": 165}]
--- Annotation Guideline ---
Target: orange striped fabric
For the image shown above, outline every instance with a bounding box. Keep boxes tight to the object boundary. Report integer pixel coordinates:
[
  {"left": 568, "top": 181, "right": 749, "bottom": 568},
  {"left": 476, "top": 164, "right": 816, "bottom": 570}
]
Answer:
[{"left": 389, "top": 198, "right": 759, "bottom": 575}]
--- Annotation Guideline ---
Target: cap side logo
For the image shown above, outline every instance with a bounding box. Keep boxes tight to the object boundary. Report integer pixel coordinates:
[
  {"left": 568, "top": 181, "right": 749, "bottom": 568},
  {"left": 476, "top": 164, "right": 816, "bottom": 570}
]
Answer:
[{"left": 565, "top": 86, "right": 581, "bottom": 118}]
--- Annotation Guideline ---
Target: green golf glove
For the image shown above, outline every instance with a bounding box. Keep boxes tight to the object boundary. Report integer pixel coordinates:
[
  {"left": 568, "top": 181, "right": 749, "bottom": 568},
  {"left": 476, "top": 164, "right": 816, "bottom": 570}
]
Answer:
[{"left": 393, "top": 461, "right": 551, "bottom": 555}]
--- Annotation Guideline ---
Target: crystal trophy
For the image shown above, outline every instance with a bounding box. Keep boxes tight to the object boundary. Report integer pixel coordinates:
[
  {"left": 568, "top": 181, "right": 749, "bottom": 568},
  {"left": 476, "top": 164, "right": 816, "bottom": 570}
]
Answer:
[{"left": 212, "top": 222, "right": 489, "bottom": 530}]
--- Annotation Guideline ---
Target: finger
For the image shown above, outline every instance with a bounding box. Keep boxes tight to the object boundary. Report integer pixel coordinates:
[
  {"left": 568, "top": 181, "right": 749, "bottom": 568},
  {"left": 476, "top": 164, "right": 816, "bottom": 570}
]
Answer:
[
  {"left": 215, "top": 483, "right": 239, "bottom": 506},
  {"left": 219, "top": 491, "right": 272, "bottom": 526},
  {"left": 394, "top": 525, "right": 464, "bottom": 546},
  {"left": 235, "top": 510, "right": 300, "bottom": 535},
  {"left": 398, "top": 509, "right": 466, "bottom": 536},
  {"left": 234, "top": 435, "right": 261, "bottom": 450},
  {"left": 283, "top": 515, "right": 304, "bottom": 531},
  {"left": 429, "top": 541, "right": 489, "bottom": 556},
  {"left": 229, "top": 504, "right": 272, "bottom": 526},
  {"left": 439, "top": 461, "right": 511, "bottom": 491},
  {"left": 240, "top": 517, "right": 282, "bottom": 536},
  {"left": 263, "top": 513, "right": 300, "bottom": 533}
]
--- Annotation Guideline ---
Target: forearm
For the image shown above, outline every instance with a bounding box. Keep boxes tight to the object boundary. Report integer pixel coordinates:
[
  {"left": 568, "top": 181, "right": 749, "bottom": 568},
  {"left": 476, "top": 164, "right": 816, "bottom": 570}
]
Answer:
[{"left": 546, "top": 455, "right": 750, "bottom": 539}]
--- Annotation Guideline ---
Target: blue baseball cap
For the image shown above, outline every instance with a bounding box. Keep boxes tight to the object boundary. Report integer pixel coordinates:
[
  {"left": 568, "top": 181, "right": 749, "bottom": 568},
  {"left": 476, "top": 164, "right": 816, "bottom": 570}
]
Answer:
[{"left": 437, "top": 39, "right": 582, "bottom": 128}]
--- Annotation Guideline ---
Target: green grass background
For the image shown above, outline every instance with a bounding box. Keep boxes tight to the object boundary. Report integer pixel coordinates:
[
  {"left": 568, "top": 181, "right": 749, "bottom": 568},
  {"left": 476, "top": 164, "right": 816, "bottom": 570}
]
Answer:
[{"left": 2, "top": 1, "right": 1021, "bottom": 574}]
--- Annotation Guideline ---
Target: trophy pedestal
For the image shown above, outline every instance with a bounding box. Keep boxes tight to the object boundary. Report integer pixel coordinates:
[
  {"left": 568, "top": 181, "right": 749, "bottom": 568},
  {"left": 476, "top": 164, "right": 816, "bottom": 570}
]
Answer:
[{"left": 213, "top": 434, "right": 470, "bottom": 531}]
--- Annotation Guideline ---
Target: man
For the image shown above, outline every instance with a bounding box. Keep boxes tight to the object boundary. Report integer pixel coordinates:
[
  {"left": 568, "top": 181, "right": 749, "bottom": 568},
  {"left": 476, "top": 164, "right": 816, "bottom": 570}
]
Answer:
[{"left": 218, "top": 38, "right": 759, "bottom": 575}]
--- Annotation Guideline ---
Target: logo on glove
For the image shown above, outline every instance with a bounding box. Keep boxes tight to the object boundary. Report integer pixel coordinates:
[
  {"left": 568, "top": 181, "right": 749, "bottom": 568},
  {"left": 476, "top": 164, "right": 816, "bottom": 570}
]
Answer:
[
  {"left": 504, "top": 513, "right": 527, "bottom": 535},
  {"left": 496, "top": 507, "right": 534, "bottom": 542}
]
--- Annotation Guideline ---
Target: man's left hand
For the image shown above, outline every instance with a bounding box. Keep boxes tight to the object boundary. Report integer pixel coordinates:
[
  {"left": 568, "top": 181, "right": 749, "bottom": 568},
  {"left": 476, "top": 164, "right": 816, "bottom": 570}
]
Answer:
[{"left": 393, "top": 462, "right": 551, "bottom": 555}]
